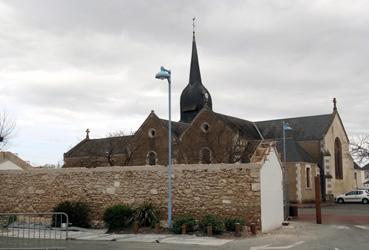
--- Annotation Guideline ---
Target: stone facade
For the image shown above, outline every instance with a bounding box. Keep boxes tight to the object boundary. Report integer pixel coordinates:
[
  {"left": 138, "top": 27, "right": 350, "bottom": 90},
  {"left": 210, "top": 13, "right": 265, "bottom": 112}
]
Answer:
[
  {"left": 321, "top": 114, "right": 355, "bottom": 198},
  {"left": 64, "top": 109, "right": 260, "bottom": 168},
  {"left": 0, "top": 164, "right": 262, "bottom": 227},
  {"left": 287, "top": 162, "right": 319, "bottom": 203}
]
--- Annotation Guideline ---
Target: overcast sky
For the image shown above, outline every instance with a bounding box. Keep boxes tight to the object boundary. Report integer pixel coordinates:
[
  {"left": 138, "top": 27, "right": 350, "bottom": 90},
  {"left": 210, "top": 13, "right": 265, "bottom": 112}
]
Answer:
[{"left": 1, "top": 0, "right": 368, "bottom": 166}]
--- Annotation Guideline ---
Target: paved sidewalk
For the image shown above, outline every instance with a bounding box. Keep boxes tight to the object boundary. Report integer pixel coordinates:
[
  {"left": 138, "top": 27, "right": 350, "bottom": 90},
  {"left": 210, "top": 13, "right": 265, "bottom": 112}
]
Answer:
[{"left": 67, "top": 229, "right": 232, "bottom": 246}]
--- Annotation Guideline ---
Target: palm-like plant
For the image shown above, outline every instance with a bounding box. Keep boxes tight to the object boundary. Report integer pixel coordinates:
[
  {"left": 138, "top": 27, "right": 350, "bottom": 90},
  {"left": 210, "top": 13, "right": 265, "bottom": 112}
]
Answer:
[{"left": 132, "top": 202, "right": 159, "bottom": 227}]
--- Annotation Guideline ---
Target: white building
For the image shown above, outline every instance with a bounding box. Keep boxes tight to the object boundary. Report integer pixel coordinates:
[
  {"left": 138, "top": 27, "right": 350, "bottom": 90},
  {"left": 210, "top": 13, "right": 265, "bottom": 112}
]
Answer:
[{"left": 0, "top": 151, "right": 32, "bottom": 170}]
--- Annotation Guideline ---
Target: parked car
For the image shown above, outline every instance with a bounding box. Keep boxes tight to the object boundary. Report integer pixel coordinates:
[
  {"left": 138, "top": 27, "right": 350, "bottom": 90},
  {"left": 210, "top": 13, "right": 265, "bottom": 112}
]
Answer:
[
  {"left": 358, "top": 188, "right": 369, "bottom": 192},
  {"left": 335, "top": 190, "right": 369, "bottom": 204}
]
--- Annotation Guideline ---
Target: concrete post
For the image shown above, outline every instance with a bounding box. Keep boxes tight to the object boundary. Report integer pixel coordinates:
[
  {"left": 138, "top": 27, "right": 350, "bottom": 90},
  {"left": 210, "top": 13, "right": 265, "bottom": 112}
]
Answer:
[
  {"left": 207, "top": 225, "right": 213, "bottom": 236},
  {"left": 315, "top": 176, "right": 322, "bottom": 224},
  {"left": 235, "top": 223, "right": 241, "bottom": 237},
  {"left": 181, "top": 224, "right": 187, "bottom": 234},
  {"left": 132, "top": 222, "right": 139, "bottom": 234}
]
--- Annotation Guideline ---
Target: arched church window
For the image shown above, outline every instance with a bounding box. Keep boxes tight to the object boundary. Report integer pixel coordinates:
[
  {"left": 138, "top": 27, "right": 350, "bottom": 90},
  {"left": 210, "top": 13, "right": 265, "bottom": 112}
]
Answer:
[
  {"left": 334, "top": 137, "right": 343, "bottom": 179},
  {"left": 147, "top": 151, "right": 157, "bottom": 166},
  {"left": 200, "top": 147, "right": 212, "bottom": 164}
]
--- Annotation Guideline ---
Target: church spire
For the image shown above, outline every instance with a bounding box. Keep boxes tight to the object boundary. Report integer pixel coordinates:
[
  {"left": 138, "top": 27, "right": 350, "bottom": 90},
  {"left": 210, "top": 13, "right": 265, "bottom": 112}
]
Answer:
[
  {"left": 189, "top": 17, "right": 202, "bottom": 86},
  {"left": 179, "top": 18, "right": 213, "bottom": 123}
]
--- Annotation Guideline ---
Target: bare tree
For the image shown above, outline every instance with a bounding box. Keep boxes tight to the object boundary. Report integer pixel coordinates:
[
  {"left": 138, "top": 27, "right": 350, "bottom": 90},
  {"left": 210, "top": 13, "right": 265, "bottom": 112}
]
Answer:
[
  {"left": 104, "top": 130, "right": 142, "bottom": 166},
  {"left": 106, "top": 130, "right": 126, "bottom": 138},
  {"left": 350, "top": 134, "right": 369, "bottom": 164},
  {"left": 105, "top": 140, "right": 115, "bottom": 166},
  {"left": 0, "top": 111, "right": 16, "bottom": 150}
]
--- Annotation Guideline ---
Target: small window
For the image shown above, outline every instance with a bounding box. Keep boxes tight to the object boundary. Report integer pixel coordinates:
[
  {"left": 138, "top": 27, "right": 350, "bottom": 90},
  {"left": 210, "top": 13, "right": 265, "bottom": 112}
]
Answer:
[
  {"left": 201, "top": 122, "right": 210, "bottom": 133},
  {"left": 147, "top": 151, "right": 157, "bottom": 166},
  {"left": 306, "top": 167, "right": 311, "bottom": 188},
  {"left": 148, "top": 128, "right": 156, "bottom": 138}
]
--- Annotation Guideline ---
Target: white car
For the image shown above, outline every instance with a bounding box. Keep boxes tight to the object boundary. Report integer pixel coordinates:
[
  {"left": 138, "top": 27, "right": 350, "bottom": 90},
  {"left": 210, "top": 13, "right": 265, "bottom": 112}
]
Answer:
[{"left": 335, "top": 190, "right": 369, "bottom": 204}]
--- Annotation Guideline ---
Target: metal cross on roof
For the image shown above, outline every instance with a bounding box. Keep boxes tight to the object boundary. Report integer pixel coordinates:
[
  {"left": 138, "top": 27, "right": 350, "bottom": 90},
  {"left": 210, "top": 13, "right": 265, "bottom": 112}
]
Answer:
[{"left": 86, "top": 128, "right": 90, "bottom": 139}]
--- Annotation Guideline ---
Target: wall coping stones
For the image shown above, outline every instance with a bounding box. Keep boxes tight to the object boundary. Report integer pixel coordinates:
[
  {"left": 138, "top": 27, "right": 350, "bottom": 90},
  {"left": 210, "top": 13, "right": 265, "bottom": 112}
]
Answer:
[{"left": 0, "top": 163, "right": 261, "bottom": 175}]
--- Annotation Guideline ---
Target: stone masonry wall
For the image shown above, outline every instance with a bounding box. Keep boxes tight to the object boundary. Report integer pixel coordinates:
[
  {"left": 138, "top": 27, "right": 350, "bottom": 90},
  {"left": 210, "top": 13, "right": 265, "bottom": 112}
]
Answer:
[{"left": 0, "top": 164, "right": 261, "bottom": 227}]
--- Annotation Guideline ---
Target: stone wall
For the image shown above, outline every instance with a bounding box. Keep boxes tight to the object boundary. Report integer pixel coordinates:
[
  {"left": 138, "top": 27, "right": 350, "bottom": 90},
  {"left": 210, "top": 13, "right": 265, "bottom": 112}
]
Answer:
[{"left": 0, "top": 164, "right": 262, "bottom": 227}]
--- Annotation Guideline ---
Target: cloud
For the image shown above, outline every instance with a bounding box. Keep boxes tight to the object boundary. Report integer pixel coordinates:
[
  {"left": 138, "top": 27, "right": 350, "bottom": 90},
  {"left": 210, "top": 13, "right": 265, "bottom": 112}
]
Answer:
[{"left": 1, "top": 0, "right": 369, "bottom": 164}]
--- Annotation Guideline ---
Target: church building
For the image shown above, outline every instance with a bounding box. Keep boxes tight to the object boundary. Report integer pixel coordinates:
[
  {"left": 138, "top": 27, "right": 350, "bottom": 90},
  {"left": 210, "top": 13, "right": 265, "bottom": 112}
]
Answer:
[{"left": 64, "top": 30, "right": 355, "bottom": 201}]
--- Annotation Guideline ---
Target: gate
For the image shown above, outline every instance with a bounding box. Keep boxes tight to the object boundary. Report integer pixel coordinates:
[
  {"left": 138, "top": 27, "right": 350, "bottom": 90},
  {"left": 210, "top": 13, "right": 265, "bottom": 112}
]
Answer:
[{"left": 0, "top": 212, "right": 69, "bottom": 250}]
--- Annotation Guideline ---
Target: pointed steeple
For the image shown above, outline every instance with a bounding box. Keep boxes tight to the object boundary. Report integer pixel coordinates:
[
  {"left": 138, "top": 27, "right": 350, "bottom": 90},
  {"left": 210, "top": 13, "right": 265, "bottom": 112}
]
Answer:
[
  {"left": 189, "top": 30, "right": 202, "bottom": 85},
  {"left": 179, "top": 18, "right": 213, "bottom": 123}
]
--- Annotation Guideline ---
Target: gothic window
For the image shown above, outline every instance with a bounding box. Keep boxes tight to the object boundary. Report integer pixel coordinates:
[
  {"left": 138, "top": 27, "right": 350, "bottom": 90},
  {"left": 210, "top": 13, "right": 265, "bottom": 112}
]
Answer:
[
  {"left": 147, "top": 151, "right": 157, "bottom": 166},
  {"left": 334, "top": 137, "right": 343, "bottom": 179},
  {"left": 200, "top": 147, "right": 212, "bottom": 164}
]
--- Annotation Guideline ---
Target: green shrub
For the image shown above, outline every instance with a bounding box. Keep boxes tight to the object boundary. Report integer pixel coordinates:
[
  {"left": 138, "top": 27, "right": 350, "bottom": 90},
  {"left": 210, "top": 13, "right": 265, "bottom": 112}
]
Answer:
[
  {"left": 103, "top": 204, "right": 133, "bottom": 230},
  {"left": 132, "top": 202, "right": 158, "bottom": 227},
  {"left": 52, "top": 201, "right": 91, "bottom": 228},
  {"left": 0, "top": 215, "right": 17, "bottom": 228},
  {"left": 172, "top": 214, "right": 197, "bottom": 234},
  {"left": 224, "top": 218, "right": 245, "bottom": 232},
  {"left": 199, "top": 214, "right": 224, "bottom": 234}
]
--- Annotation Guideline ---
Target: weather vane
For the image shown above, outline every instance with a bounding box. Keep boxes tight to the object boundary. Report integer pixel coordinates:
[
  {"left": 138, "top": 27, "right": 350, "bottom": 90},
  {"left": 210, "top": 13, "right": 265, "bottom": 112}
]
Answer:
[{"left": 192, "top": 17, "right": 196, "bottom": 34}]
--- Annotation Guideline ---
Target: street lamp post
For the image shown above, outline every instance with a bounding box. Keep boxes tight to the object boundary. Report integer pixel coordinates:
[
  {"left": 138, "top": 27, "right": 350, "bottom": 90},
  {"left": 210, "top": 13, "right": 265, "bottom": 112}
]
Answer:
[{"left": 155, "top": 66, "right": 172, "bottom": 228}]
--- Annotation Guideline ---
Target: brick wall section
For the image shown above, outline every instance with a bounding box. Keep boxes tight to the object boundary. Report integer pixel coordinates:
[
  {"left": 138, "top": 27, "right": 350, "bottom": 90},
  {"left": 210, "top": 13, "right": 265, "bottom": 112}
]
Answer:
[{"left": 0, "top": 164, "right": 261, "bottom": 227}]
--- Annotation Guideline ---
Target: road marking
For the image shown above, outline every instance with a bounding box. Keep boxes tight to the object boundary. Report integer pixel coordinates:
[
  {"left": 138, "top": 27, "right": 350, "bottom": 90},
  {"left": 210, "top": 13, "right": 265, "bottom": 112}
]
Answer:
[
  {"left": 333, "top": 225, "right": 350, "bottom": 230},
  {"left": 335, "top": 248, "right": 339, "bottom": 250},
  {"left": 354, "top": 225, "right": 369, "bottom": 230},
  {"left": 250, "top": 241, "right": 304, "bottom": 250}
]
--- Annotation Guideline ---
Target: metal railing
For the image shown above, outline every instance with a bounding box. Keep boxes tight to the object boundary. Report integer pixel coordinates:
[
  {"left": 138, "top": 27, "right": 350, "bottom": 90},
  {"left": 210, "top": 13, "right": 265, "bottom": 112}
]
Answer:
[{"left": 0, "top": 212, "right": 69, "bottom": 249}]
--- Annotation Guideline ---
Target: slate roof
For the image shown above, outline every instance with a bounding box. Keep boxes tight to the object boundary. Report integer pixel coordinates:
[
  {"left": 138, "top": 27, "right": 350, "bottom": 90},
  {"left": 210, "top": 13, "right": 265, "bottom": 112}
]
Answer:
[
  {"left": 214, "top": 112, "right": 262, "bottom": 140},
  {"left": 275, "top": 139, "right": 314, "bottom": 163},
  {"left": 159, "top": 119, "right": 190, "bottom": 137},
  {"left": 354, "top": 162, "right": 363, "bottom": 170},
  {"left": 64, "top": 136, "right": 133, "bottom": 157},
  {"left": 362, "top": 163, "right": 369, "bottom": 170},
  {"left": 255, "top": 114, "right": 333, "bottom": 141}
]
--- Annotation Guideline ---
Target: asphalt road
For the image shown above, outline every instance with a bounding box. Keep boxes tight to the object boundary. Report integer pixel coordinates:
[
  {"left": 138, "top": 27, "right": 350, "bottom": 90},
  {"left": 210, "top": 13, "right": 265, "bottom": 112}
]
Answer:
[
  {"left": 1, "top": 204, "right": 368, "bottom": 250},
  {"left": 298, "top": 203, "right": 369, "bottom": 224}
]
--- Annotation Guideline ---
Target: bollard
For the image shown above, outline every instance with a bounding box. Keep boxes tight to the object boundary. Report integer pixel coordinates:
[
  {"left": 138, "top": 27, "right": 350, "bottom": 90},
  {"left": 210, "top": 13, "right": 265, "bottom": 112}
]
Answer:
[
  {"left": 315, "top": 176, "right": 322, "bottom": 224},
  {"left": 207, "top": 224, "right": 213, "bottom": 237},
  {"left": 289, "top": 206, "right": 298, "bottom": 218},
  {"left": 181, "top": 224, "right": 187, "bottom": 234},
  {"left": 133, "top": 221, "right": 139, "bottom": 234},
  {"left": 235, "top": 223, "right": 241, "bottom": 237},
  {"left": 155, "top": 223, "right": 160, "bottom": 233},
  {"left": 250, "top": 223, "right": 256, "bottom": 235}
]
